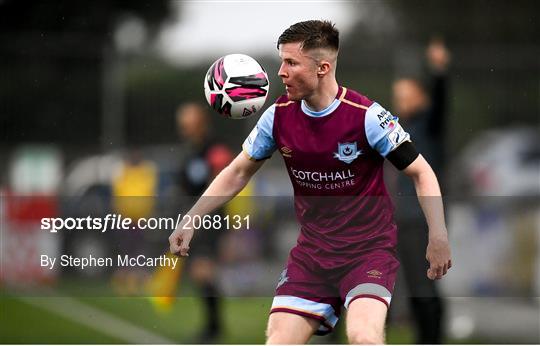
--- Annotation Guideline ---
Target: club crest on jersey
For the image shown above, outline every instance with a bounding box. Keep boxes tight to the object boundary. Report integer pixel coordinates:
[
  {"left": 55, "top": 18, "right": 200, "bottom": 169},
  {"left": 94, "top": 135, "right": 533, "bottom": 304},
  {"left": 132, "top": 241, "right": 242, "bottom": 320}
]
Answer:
[{"left": 334, "top": 142, "right": 362, "bottom": 164}]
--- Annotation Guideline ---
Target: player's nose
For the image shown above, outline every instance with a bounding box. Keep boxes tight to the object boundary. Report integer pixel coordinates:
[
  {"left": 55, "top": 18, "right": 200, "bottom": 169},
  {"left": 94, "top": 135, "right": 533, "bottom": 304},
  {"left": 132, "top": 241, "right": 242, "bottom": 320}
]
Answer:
[{"left": 278, "top": 62, "right": 288, "bottom": 78}]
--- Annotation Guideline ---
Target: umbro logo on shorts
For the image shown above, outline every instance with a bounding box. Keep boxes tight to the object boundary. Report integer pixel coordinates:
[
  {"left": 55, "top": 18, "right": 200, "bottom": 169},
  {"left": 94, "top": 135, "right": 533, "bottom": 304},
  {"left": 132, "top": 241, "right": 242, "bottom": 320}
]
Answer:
[
  {"left": 366, "top": 269, "right": 382, "bottom": 279},
  {"left": 276, "top": 269, "right": 289, "bottom": 288}
]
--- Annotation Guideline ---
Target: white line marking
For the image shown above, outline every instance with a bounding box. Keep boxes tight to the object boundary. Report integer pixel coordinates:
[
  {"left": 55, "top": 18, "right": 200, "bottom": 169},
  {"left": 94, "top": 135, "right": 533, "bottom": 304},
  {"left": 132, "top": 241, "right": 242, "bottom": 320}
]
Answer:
[{"left": 18, "top": 296, "right": 175, "bottom": 344}]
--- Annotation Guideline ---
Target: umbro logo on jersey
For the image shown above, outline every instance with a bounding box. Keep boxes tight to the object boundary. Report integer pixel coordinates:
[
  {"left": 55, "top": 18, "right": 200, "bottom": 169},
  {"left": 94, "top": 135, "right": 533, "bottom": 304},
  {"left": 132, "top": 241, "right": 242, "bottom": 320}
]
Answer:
[
  {"left": 334, "top": 142, "right": 362, "bottom": 164},
  {"left": 280, "top": 146, "right": 292, "bottom": 157}
]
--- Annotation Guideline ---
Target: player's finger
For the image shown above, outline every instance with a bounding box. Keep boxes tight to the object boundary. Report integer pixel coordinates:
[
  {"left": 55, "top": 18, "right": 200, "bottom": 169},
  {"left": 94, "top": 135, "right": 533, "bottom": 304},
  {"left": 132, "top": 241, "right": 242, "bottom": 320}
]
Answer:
[
  {"left": 427, "top": 268, "right": 435, "bottom": 280},
  {"left": 168, "top": 236, "right": 180, "bottom": 255},
  {"left": 180, "top": 238, "right": 191, "bottom": 257},
  {"left": 429, "top": 263, "right": 440, "bottom": 280},
  {"left": 430, "top": 268, "right": 439, "bottom": 280},
  {"left": 172, "top": 242, "right": 183, "bottom": 256},
  {"left": 169, "top": 243, "right": 177, "bottom": 255},
  {"left": 448, "top": 259, "right": 452, "bottom": 269},
  {"left": 435, "top": 264, "right": 444, "bottom": 279},
  {"left": 180, "top": 246, "right": 190, "bottom": 257}
]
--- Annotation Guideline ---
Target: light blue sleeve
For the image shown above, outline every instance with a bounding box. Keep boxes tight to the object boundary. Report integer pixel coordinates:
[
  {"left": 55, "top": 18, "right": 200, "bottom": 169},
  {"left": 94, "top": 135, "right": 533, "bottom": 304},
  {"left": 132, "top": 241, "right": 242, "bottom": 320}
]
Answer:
[
  {"left": 365, "top": 102, "right": 411, "bottom": 157},
  {"left": 242, "top": 105, "right": 277, "bottom": 160}
]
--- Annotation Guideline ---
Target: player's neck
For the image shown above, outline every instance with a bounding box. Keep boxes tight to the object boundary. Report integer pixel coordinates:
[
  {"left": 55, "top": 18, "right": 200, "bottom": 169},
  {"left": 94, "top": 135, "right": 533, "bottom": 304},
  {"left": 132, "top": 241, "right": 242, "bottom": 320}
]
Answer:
[{"left": 304, "top": 79, "right": 339, "bottom": 112}]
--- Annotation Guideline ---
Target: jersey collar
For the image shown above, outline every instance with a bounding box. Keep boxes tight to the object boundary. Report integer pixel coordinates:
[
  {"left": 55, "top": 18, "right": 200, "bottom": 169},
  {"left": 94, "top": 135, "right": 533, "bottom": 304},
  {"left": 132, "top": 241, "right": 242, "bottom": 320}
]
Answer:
[
  {"left": 300, "top": 85, "right": 343, "bottom": 118},
  {"left": 301, "top": 97, "right": 341, "bottom": 118}
]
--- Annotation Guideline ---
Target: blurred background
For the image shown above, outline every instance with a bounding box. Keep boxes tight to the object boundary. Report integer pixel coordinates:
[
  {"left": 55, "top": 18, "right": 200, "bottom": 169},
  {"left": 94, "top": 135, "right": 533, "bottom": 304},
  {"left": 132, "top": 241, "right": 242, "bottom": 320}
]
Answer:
[{"left": 0, "top": 0, "right": 538, "bottom": 344}]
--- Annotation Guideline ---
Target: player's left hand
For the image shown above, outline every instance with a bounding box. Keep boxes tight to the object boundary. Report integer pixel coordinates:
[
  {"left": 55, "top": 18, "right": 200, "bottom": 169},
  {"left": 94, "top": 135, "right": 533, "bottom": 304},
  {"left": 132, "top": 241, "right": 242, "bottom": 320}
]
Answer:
[{"left": 426, "top": 231, "right": 452, "bottom": 280}]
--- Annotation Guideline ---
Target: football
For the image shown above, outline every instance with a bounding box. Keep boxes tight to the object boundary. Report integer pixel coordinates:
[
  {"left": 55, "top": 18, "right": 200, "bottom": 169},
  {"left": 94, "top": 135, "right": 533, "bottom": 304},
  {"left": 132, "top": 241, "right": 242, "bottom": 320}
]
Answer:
[{"left": 204, "top": 54, "right": 269, "bottom": 119}]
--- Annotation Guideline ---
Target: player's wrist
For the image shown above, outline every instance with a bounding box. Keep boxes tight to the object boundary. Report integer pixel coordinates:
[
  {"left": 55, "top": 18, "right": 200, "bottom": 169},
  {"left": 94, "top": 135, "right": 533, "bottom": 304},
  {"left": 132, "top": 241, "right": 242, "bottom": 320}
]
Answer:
[{"left": 428, "top": 227, "right": 448, "bottom": 240}]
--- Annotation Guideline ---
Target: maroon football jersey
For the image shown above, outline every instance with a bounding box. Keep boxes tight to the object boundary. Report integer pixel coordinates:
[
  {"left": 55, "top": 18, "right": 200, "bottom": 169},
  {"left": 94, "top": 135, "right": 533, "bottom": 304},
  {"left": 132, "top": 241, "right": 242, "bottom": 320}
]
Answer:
[{"left": 244, "top": 86, "right": 409, "bottom": 269}]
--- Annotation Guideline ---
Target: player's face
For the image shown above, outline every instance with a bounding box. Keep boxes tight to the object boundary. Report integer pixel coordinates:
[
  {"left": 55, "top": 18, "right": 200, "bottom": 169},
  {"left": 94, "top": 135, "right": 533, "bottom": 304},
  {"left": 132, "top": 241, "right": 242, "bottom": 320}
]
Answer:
[{"left": 278, "top": 42, "right": 319, "bottom": 101}]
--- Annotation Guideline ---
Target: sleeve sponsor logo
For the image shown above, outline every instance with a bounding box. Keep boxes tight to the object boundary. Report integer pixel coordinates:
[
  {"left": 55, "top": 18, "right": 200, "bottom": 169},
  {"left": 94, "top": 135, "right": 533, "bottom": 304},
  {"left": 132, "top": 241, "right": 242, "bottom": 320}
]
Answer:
[
  {"left": 387, "top": 124, "right": 408, "bottom": 149},
  {"left": 377, "top": 110, "right": 395, "bottom": 129}
]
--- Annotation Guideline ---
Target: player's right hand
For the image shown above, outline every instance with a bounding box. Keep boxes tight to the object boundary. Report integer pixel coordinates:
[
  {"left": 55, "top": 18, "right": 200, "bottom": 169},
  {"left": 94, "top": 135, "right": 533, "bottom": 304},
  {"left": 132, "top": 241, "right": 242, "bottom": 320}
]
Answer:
[
  {"left": 169, "top": 223, "right": 194, "bottom": 257},
  {"left": 426, "top": 231, "right": 452, "bottom": 280}
]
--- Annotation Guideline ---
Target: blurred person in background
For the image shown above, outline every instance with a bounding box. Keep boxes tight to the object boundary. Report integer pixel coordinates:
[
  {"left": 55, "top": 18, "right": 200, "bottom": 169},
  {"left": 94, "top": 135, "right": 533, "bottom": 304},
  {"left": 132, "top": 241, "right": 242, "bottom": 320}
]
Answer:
[
  {"left": 176, "top": 102, "right": 233, "bottom": 343},
  {"left": 390, "top": 38, "right": 450, "bottom": 344},
  {"left": 112, "top": 148, "right": 158, "bottom": 294}
]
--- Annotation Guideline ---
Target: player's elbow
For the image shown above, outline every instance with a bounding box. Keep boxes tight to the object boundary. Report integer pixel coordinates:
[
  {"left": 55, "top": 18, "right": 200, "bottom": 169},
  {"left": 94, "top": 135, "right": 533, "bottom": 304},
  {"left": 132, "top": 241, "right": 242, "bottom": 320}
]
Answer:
[
  {"left": 227, "top": 152, "right": 262, "bottom": 189},
  {"left": 405, "top": 157, "right": 442, "bottom": 196},
  {"left": 220, "top": 163, "right": 252, "bottom": 193},
  {"left": 403, "top": 154, "right": 432, "bottom": 179}
]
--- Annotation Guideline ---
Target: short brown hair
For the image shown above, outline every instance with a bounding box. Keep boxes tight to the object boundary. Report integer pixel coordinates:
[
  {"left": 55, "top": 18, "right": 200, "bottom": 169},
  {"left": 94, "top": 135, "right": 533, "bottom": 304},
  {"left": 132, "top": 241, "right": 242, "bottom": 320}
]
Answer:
[{"left": 277, "top": 20, "right": 339, "bottom": 52}]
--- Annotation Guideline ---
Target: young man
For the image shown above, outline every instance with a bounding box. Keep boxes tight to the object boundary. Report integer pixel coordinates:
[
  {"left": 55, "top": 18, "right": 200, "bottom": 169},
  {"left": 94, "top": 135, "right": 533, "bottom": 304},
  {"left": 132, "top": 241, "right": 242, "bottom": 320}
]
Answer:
[{"left": 169, "top": 20, "right": 451, "bottom": 344}]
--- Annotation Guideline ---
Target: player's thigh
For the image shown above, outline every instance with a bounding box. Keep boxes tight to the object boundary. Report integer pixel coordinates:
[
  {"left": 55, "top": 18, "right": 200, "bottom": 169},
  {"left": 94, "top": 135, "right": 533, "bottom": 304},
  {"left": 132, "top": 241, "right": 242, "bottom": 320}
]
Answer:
[
  {"left": 266, "top": 311, "right": 319, "bottom": 344},
  {"left": 346, "top": 297, "right": 388, "bottom": 344}
]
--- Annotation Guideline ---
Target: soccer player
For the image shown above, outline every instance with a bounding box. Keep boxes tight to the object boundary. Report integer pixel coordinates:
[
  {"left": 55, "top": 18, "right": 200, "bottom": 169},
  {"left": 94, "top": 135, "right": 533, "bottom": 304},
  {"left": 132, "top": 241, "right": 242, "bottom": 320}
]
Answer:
[{"left": 169, "top": 20, "right": 451, "bottom": 344}]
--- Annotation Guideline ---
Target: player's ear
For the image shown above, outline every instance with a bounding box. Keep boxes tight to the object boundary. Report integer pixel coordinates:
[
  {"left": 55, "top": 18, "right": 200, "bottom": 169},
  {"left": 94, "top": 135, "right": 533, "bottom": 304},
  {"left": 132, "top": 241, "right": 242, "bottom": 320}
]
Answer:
[{"left": 317, "top": 61, "right": 331, "bottom": 77}]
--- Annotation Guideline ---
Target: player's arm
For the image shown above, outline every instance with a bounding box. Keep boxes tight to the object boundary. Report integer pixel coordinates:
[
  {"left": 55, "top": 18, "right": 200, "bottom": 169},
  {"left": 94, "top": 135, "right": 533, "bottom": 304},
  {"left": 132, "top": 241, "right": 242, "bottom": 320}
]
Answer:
[
  {"left": 169, "top": 152, "right": 264, "bottom": 256},
  {"left": 400, "top": 153, "right": 452, "bottom": 280},
  {"left": 365, "top": 102, "right": 451, "bottom": 280}
]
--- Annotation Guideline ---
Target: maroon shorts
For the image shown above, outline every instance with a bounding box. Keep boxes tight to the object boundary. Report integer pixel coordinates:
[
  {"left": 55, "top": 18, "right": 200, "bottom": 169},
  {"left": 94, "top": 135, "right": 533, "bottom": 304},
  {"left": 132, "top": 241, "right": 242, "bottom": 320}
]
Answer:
[{"left": 270, "top": 247, "right": 399, "bottom": 335}]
